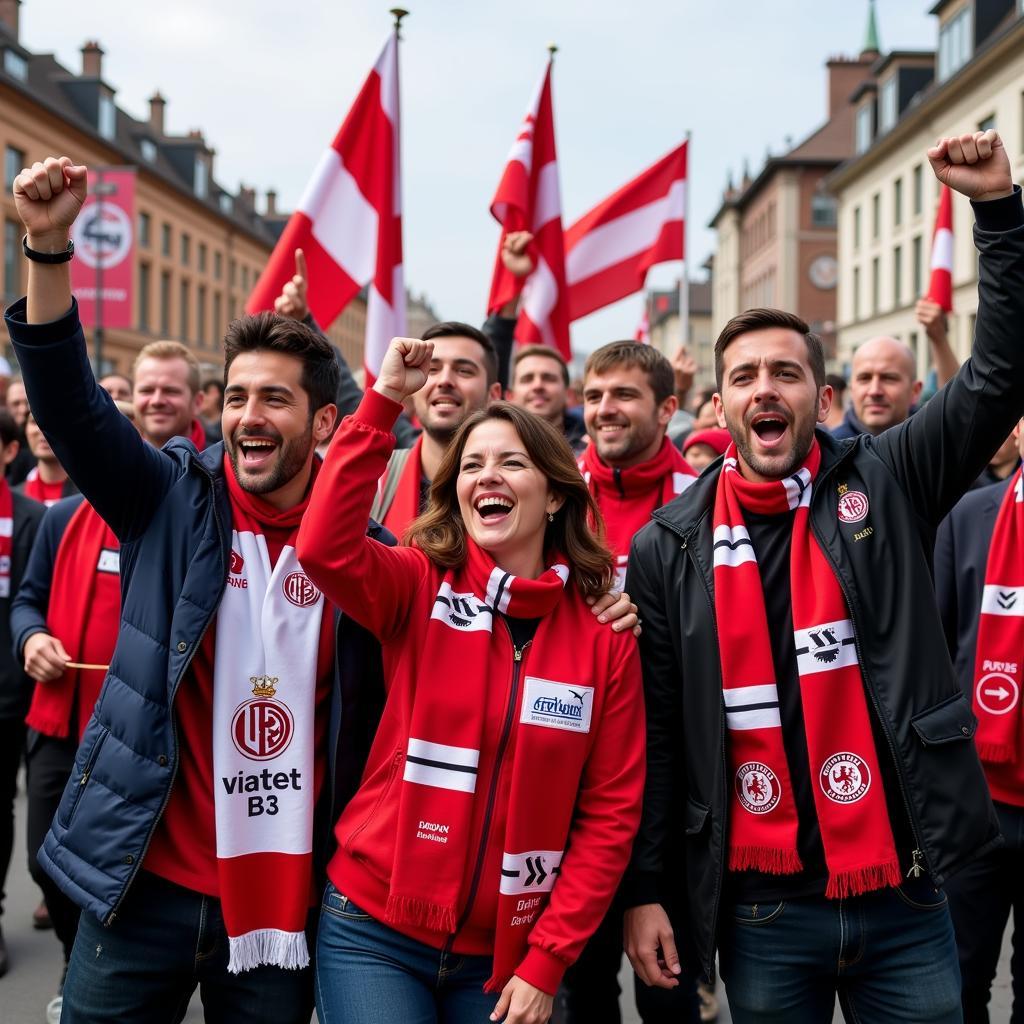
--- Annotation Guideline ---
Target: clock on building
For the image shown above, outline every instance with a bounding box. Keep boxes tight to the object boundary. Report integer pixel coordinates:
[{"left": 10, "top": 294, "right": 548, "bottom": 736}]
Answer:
[{"left": 809, "top": 255, "right": 838, "bottom": 290}]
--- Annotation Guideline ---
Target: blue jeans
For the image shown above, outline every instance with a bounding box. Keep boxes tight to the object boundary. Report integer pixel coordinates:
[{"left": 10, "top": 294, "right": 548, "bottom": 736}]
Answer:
[
  {"left": 315, "top": 881, "right": 497, "bottom": 1024},
  {"left": 61, "top": 871, "right": 316, "bottom": 1023},
  {"left": 718, "top": 878, "right": 962, "bottom": 1023}
]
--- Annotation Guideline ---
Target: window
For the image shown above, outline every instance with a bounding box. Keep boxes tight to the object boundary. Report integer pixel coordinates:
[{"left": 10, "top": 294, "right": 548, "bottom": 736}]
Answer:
[
  {"left": 161, "top": 223, "right": 171, "bottom": 257},
  {"left": 3, "top": 48, "right": 27, "bottom": 81},
  {"left": 938, "top": 7, "right": 971, "bottom": 82},
  {"left": 856, "top": 103, "right": 874, "bottom": 155},
  {"left": 913, "top": 164, "right": 923, "bottom": 216},
  {"left": 871, "top": 256, "right": 880, "bottom": 314},
  {"left": 853, "top": 206, "right": 861, "bottom": 249},
  {"left": 180, "top": 233, "right": 191, "bottom": 266},
  {"left": 811, "top": 193, "right": 837, "bottom": 228},
  {"left": 197, "top": 286, "right": 207, "bottom": 347},
  {"left": 978, "top": 114, "right": 996, "bottom": 132},
  {"left": 241, "top": 266, "right": 249, "bottom": 292},
  {"left": 160, "top": 271, "right": 171, "bottom": 334},
  {"left": 140, "top": 138, "right": 157, "bottom": 163},
  {"left": 213, "top": 292, "right": 223, "bottom": 346},
  {"left": 879, "top": 77, "right": 898, "bottom": 133},
  {"left": 179, "top": 280, "right": 190, "bottom": 341},
  {"left": 872, "top": 193, "right": 881, "bottom": 239},
  {"left": 852, "top": 266, "right": 861, "bottom": 321},
  {"left": 138, "top": 263, "right": 151, "bottom": 331},
  {"left": 194, "top": 157, "right": 208, "bottom": 200},
  {"left": 893, "top": 245, "right": 903, "bottom": 308},
  {"left": 138, "top": 211, "right": 151, "bottom": 248},
  {"left": 198, "top": 243, "right": 207, "bottom": 273},
  {"left": 893, "top": 179, "right": 903, "bottom": 227},
  {"left": 214, "top": 251, "right": 223, "bottom": 280},
  {"left": 229, "top": 259, "right": 236, "bottom": 287},
  {"left": 219, "top": 194, "right": 233, "bottom": 215},
  {"left": 3, "top": 219, "right": 19, "bottom": 300},
  {"left": 98, "top": 94, "right": 116, "bottom": 141},
  {"left": 912, "top": 235, "right": 924, "bottom": 299},
  {"left": 4, "top": 145, "right": 23, "bottom": 189},
  {"left": 228, "top": 298, "right": 237, "bottom": 323}
]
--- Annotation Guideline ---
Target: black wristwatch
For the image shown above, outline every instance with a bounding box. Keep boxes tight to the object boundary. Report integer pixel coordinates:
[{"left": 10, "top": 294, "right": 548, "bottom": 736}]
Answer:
[{"left": 22, "top": 235, "right": 74, "bottom": 264}]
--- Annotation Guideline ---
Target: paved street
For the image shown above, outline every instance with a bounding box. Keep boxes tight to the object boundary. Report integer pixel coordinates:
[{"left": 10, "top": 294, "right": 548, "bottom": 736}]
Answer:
[{"left": 0, "top": 775, "right": 1014, "bottom": 1023}]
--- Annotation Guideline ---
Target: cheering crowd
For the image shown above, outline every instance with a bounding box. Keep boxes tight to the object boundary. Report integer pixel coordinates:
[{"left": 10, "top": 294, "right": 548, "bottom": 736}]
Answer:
[{"left": 0, "top": 128, "right": 1019, "bottom": 1024}]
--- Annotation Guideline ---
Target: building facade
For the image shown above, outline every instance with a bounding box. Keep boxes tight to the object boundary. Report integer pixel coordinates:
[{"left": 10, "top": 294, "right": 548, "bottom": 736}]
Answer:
[
  {"left": 645, "top": 279, "right": 714, "bottom": 387},
  {"left": 829, "top": 0, "right": 1024, "bottom": 376}
]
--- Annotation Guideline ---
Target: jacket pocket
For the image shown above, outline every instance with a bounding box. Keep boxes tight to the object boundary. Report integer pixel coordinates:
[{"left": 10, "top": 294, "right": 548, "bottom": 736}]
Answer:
[
  {"left": 910, "top": 692, "right": 977, "bottom": 745},
  {"left": 344, "top": 748, "right": 404, "bottom": 882},
  {"left": 685, "top": 796, "right": 710, "bottom": 836},
  {"left": 58, "top": 726, "right": 109, "bottom": 829}
]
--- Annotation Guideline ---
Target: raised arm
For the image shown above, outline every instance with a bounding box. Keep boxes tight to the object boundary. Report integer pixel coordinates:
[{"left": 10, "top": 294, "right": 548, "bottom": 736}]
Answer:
[
  {"left": 297, "top": 337, "right": 435, "bottom": 641},
  {"left": 873, "top": 132, "right": 1024, "bottom": 523},
  {"left": 6, "top": 157, "right": 179, "bottom": 539}
]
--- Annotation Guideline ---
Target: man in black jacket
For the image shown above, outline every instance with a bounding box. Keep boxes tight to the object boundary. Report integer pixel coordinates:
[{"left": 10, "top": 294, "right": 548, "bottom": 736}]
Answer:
[
  {"left": 0, "top": 407, "right": 45, "bottom": 976},
  {"left": 935, "top": 423, "right": 1024, "bottom": 1021},
  {"left": 623, "top": 131, "right": 1022, "bottom": 1023}
]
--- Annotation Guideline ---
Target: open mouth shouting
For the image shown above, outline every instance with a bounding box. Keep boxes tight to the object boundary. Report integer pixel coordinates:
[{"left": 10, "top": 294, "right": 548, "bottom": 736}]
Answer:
[
  {"left": 236, "top": 434, "right": 279, "bottom": 470},
  {"left": 474, "top": 492, "right": 514, "bottom": 524},
  {"left": 749, "top": 411, "right": 791, "bottom": 452}
]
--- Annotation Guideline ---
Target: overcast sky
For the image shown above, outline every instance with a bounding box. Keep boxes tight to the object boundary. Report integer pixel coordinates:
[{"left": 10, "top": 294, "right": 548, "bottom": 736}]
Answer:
[{"left": 22, "top": 1, "right": 937, "bottom": 354}]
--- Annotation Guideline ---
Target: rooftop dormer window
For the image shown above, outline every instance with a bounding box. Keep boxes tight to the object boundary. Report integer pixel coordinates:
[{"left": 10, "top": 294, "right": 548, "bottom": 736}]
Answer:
[
  {"left": 938, "top": 6, "right": 972, "bottom": 82},
  {"left": 3, "top": 49, "right": 26, "bottom": 81}
]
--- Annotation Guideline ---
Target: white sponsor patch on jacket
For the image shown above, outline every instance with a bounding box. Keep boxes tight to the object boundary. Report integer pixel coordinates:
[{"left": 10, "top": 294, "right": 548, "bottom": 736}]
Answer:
[
  {"left": 520, "top": 677, "right": 593, "bottom": 733},
  {"left": 97, "top": 548, "right": 120, "bottom": 574}
]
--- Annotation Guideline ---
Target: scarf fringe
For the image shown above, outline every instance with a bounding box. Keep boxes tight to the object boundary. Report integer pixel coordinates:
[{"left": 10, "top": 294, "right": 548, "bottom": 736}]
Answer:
[
  {"left": 227, "top": 929, "right": 309, "bottom": 974},
  {"left": 978, "top": 740, "right": 1016, "bottom": 764},
  {"left": 728, "top": 846, "right": 804, "bottom": 875},
  {"left": 824, "top": 860, "right": 904, "bottom": 900},
  {"left": 483, "top": 970, "right": 510, "bottom": 995},
  {"left": 385, "top": 893, "right": 458, "bottom": 934},
  {"left": 23, "top": 709, "right": 70, "bottom": 740}
]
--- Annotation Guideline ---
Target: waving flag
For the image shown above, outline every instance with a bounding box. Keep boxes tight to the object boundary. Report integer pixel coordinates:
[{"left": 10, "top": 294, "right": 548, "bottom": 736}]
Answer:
[
  {"left": 247, "top": 31, "right": 404, "bottom": 382},
  {"left": 926, "top": 185, "right": 953, "bottom": 312},
  {"left": 566, "top": 142, "right": 687, "bottom": 321},
  {"left": 487, "top": 59, "right": 570, "bottom": 359}
]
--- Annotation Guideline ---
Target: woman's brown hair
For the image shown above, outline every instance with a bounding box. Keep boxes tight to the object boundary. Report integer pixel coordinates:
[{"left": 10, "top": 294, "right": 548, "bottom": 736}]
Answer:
[{"left": 406, "top": 402, "right": 615, "bottom": 600}]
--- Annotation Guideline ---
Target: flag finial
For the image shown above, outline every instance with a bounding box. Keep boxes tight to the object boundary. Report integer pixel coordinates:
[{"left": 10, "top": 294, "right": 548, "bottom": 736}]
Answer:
[
  {"left": 547, "top": 42, "right": 558, "bottom": 58},
  {"left": 390, "top": 8, "right": 409, "bottom": 35}
]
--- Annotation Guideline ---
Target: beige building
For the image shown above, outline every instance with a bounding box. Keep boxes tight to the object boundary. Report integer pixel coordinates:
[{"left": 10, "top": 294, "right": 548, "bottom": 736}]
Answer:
[
  {"left": 645, "top": 279, "right": 714, "bottom": 387},
  {"left": 709, "top": 42, "right": 877, "bottom": 360},
  {"left": 829, "top": 0, "right": 1024, "bottom": 377}
]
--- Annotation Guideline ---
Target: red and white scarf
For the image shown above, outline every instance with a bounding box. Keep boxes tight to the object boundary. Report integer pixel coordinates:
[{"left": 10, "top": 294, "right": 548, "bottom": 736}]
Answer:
[
  {"left": 579, "top": 438, "right": 695, "bottom": 588},
  {"left": 23, "top": 467, "right": 66, "bottom": 507},
  {"left": 25, "top": 501, "right": 119, "bottom": 739},
  {"left": 0, "top": 478, "right": 12, "bottom": 602},
  {"left": 386, "top": 540, "right": 590, "bottom": 992},
  {"left": 714, "top": 441, "right": 901, "bottom": 898},
  {"left": 214, "top": 458, "right": 324, "bottom": 973},
  {"left": 972, "top": 467, "right": 1024, "bottom": 806}
]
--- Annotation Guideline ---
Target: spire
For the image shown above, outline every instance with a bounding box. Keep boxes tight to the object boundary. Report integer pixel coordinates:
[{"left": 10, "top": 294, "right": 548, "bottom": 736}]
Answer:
[{"left": 862, "top": 0, "right": 881, "bottom": 57}]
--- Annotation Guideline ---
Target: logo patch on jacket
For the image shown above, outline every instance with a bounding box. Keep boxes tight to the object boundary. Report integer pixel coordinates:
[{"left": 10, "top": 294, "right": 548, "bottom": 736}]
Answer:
[
  {"left": 97, "top": 548, "right": 120, "bottom": 574},
  {"left": 837, "top": 488, "right": 869, "bottom": 524},
  {"left": 520, "top": 677, "right": 593, "bottom": 733}
]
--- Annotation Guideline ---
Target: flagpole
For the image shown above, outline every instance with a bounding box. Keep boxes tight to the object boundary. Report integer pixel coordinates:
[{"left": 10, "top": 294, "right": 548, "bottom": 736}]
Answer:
[
  {"left": 679, "top": 130, "right": 691, "bottom": 352},
  {"left": 389, "top": 7, "right": 408, "bottom": 35}
]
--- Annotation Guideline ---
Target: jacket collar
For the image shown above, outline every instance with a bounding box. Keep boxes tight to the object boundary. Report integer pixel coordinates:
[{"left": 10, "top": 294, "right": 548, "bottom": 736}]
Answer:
[{"left": 651, "top": 428, "right": 858, "bottom": 540}]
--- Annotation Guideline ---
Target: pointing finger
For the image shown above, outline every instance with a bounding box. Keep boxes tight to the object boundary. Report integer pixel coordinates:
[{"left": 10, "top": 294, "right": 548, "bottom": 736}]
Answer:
[{"left": 295, "top": 248, "right": 307, "bottom": 282}]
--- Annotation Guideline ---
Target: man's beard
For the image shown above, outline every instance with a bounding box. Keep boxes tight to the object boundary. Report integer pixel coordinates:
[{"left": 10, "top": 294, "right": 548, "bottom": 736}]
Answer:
[
  {"left": 228, "top": 424, "right": 313, "bottom": 496},
  {"left": 732, "top": 413, "right": 817, "bottom": 481}
]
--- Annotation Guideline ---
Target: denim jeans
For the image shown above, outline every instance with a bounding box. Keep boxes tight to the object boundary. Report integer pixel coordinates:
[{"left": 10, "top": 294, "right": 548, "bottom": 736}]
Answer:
[
  {"left": 61, "top": 871, "right": 316, "bottom": 1023},
  {"left": 946, "top": 801, "right": 1024, "bottom": 1023},
  {"left": 718, "top": 877, "right": 962, "bottom": 1023},
  {"left": 315, "top": 881, "right": 497, "bottom": 1024}
]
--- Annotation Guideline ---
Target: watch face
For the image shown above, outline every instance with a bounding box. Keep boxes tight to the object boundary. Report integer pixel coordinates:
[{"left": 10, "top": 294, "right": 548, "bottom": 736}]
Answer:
[{"left": 809, "top": 255, "right": 838, "bottom": 290}]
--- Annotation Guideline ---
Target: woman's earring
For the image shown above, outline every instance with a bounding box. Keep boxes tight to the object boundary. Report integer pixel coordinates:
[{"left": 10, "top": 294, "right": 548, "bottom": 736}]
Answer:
[{"left": 547, "top": 512, "right": 555, "bottom": 523}]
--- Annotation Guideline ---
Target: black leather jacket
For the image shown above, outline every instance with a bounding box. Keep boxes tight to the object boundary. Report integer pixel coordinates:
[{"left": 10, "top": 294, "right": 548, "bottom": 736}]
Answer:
[{"left": 624, "top": 189, "right": 1024, "bottom": 981}]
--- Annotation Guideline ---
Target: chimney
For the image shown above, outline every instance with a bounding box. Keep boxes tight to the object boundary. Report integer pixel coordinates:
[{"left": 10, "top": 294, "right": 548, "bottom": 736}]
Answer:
[
  {"left": 238, "top": 186, "right": 256, "bottom": 211},
  {"left": 81, "top": 40, "right": 103, "bottom": 79},
  {"left": 148, "top": 91, "right": 166, "bottom": 135},
  {"left": 0, "top": 0, "right": 20, "bottom": 41},
  {"left": 826, "top": 55, "right": 874, "bottom": 119},
  {"left": 266, "top": 189, "right": 278, "bottom": 216}
]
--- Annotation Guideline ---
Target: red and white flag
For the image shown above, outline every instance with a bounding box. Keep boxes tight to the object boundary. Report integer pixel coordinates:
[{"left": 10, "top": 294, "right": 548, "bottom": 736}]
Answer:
[
  {"left": 247, "top": 33, "right": 404, "bottom": 382},
  {"left": 487, "top": 60, "right": 571, "bottom": 360},
  {"left": 566, "top": 141, "right": 687, "bottom": 321},
  {"left": 635, "top": 304, "right": 650, "bottom": 343},
  {"left": 926, "top": 184, "right": 953, "bottom": 312}
]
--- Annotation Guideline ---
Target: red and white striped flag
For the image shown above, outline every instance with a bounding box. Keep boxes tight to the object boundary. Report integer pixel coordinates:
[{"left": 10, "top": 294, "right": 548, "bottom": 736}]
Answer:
[
  {"left": 247, "top": 32, "right": 405, "bottom": 382},
  {"left": 487, "top": 60, "right": 571, "bottom": 360},
  {"left": 566, "top": 142, "right": 687, "bottom": 321},
  {"left": 926, "top": 184, "right": 953, "bottom": 312},
  {"left": 635, "top": 304, "right": 650, "bottom": 343}
]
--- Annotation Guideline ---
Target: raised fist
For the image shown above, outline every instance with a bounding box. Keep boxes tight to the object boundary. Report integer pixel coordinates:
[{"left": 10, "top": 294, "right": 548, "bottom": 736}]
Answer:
[
  {"left": 13, "top": 156, "right": 88, "bottom": 249},
  {"left": 274, "top": 248, "right": 309, "bottom": 321},
  {"left": 927, "top": 131, "right": 1012, "bottom": 203},
  {"left": 373, "top": 337, "right": 434, "bottom": 403},
  {"left": 501, "top": 230, "right": 535, "bottom": 279}
]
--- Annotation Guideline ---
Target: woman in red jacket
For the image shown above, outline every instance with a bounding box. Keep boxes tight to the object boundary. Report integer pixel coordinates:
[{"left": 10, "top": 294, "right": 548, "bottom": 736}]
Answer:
[{"left": 297, "top": 337, "right": 645, "bottom": 1024}]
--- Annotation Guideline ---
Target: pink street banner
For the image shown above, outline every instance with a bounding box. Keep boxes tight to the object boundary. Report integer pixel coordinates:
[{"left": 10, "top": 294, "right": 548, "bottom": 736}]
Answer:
[{"left": 70, "top": 167, "right": 136, "bottom": 329}]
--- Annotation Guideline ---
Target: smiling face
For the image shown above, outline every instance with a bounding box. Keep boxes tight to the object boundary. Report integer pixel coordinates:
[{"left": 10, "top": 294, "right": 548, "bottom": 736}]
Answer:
[
  {"left": 455, "top": 418, "right": 564, "bottom": 574},
  {"left": 7, "top": 381, "right": 28, "bottom": 429},
  {"left": 850, "top": 337, "right": 921, "bottom": 435},
  {"left": 509, "top": 354, "right": 568, "bottom": 425},
  {"left": 583, "top": 364, "right": 676, "bottom": 467},
  {"left": 223, "top": 350, "right": 335, "bottom": 500},
  {"left": 24, "top": 414, "right": 55, "bottom": 463},
  {"left": 133, "top": 356, "right": 202, "bottom": 447},
  {"left": 412, "top": 336, "right": 499, "bottom": 444},
  {"left": 713, "top": 328, "right": 831, "bottom": 482}
]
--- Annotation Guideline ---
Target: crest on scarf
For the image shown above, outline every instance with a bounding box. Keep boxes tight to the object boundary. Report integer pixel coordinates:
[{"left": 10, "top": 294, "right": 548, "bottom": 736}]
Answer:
[
  {"left": 735, "top": 761, "right": 780, "bottom": 814},
  {"left": 819, "top": 752, "right": 870, "bottom": 804},
  {"left": 431, "top": 584, "right": 494, "bottom": 633},
  {"left": 283, "top": 571, "right": 320, "bottom": 608},
  {"left": 231, "top": 676, "right": 294, "bottom": 761}
]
